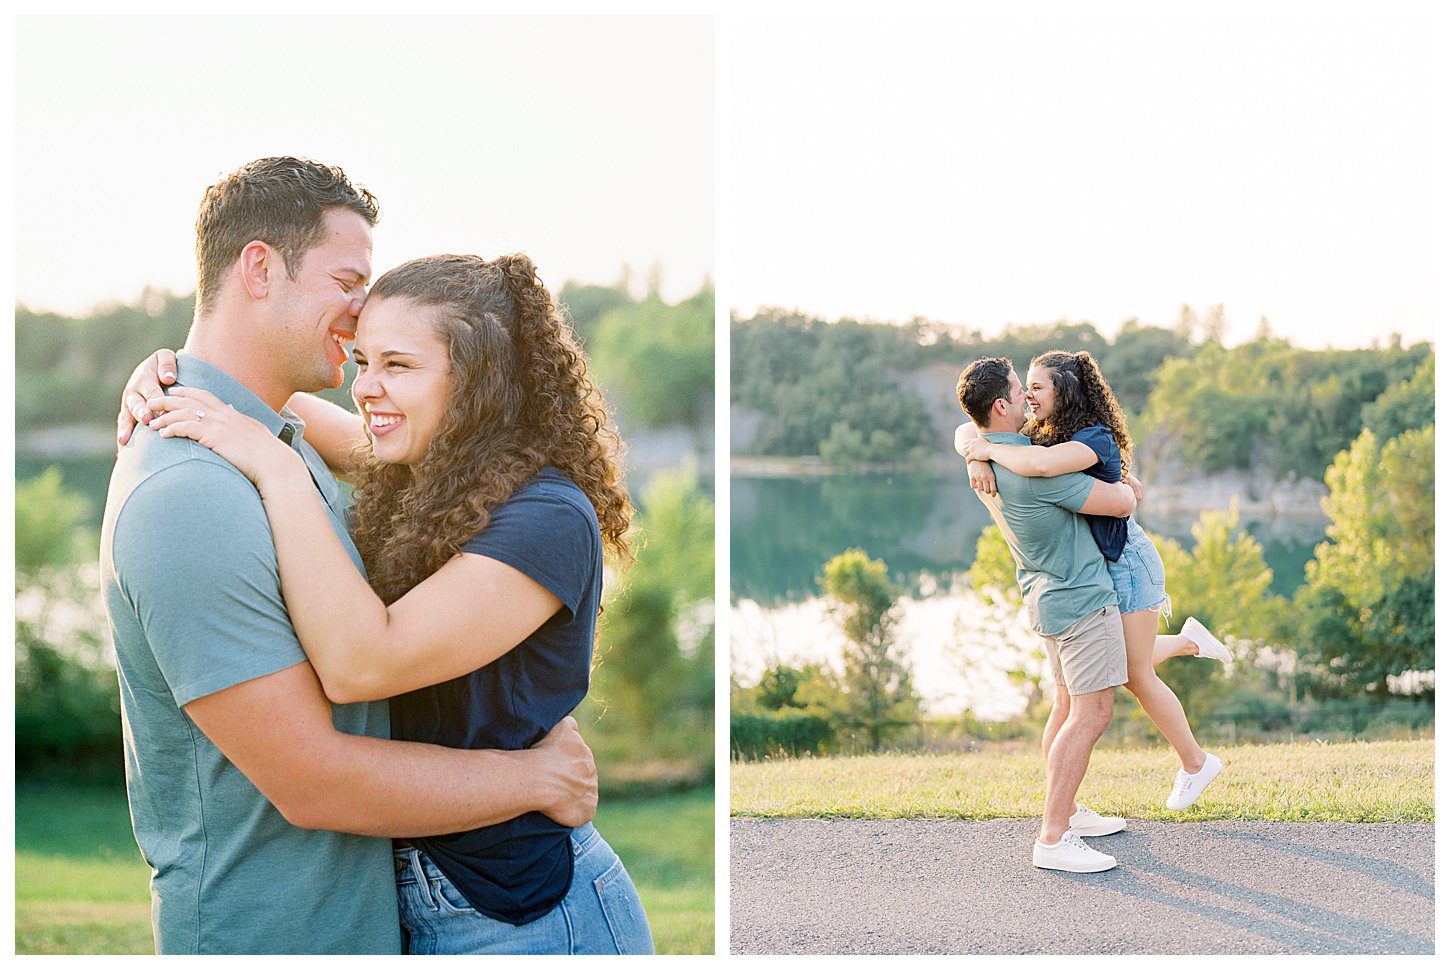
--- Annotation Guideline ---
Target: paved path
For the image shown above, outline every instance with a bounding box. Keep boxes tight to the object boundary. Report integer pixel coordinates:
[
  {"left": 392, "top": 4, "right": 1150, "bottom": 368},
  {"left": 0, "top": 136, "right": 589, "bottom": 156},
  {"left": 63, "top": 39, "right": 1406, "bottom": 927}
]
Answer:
[{"left": 730, "top": 819, "right": 1434, "bottom": 954}]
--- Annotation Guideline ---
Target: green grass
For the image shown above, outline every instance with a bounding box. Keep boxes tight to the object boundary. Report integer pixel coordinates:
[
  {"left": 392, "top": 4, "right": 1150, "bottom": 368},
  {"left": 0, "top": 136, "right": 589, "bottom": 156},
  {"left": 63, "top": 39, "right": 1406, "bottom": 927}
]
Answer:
[
  {"left": 595, "top": 787, "right": 714, "bottom": 954},
  {"left": 731, "top": 738, "right": 1434, "bottom": 823},
  {"left": 14, "top": 784, "right": 153, "bottom": 955},
  {"left": 16, "top": 782, "right": 714, "bottom": 955}
]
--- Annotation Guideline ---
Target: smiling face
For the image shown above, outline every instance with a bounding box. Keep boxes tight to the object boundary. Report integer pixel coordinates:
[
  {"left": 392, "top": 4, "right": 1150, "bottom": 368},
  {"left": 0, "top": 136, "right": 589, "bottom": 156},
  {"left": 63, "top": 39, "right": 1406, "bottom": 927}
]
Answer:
[
  {"left": 1002, "top": 368, "right": 1030, "bottom": 430},
  {"left": 350, "top": 296, "right": 452, "bottom": 466},
  {"left": 270, "top": 207, "right": 373, "bottom": 393},
  {"left": 1024, "top": 364, "right": 1058, "bottom": 424}
]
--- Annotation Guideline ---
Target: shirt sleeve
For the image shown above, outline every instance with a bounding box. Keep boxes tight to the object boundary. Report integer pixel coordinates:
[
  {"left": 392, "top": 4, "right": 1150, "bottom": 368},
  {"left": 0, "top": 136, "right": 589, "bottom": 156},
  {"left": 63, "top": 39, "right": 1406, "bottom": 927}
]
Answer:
[
  {"left": 111, "top": 458, "right": 309, "bottom": 707},
  {"left": 1070, "top": 425, "right": 1118, "bottom": 467},
  {"left": 459, "top": 484, "right": 601, "bottom": 621},
  {"left": 1032, "top": 469, "right": 1099, "bottom": 513}
]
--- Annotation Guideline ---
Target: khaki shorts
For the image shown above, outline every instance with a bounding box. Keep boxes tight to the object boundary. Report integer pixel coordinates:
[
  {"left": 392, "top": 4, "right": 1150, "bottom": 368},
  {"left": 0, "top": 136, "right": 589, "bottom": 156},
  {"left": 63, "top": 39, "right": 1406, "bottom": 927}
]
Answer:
[{"left": 1042, "top": 604, "right": 1127, "bottom": 695}]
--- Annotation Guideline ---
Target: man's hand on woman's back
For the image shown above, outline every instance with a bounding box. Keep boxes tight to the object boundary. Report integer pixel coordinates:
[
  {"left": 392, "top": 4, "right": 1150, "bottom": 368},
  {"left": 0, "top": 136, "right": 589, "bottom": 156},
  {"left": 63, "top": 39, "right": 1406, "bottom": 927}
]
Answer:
[{"left": 528, "top": 716, "right": 599, "bottom": 829}]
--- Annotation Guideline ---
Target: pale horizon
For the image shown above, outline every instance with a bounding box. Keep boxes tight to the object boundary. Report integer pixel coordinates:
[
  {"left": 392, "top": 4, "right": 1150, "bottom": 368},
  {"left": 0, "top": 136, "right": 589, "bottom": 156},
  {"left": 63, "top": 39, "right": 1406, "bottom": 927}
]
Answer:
[
  {"left": 15, "top": 16, "right": 712, "bottom": 317},
  {"left": 723, "top": 12, "right": 1439, "bottom": 352}
]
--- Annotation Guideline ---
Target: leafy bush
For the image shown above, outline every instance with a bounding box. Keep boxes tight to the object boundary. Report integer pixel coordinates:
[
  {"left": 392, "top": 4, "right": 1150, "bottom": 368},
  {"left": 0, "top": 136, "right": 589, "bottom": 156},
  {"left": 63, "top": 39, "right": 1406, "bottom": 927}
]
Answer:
[
  {"left": 16, "top": 469, "right": 121, "bottom": 777},
  {"left": 1295, "top": 426, "right": 1435, "bottom": 696},
  {"left": 730, "top": 713, "right": 835, "bottom": 760},
  {"left": 584, "top": 467, "right": 714, "bottom": 781}
]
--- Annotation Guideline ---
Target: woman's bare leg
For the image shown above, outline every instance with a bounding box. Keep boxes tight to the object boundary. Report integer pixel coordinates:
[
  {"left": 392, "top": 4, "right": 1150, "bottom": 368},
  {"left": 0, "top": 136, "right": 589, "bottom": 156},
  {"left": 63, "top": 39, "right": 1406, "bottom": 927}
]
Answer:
[
  {"left": 1153, "top": 633, "right": 1198, "bottom": 666},
  {"left": 1122, "top": 608, "right": 1206, "bottom": 772}
]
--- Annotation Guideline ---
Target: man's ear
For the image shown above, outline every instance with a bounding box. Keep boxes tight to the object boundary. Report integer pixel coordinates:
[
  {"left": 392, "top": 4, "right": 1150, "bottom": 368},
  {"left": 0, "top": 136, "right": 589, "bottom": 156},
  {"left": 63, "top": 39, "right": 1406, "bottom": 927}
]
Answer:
[{"left": 238, "top": 240, "right": 275, "bottom": 301}]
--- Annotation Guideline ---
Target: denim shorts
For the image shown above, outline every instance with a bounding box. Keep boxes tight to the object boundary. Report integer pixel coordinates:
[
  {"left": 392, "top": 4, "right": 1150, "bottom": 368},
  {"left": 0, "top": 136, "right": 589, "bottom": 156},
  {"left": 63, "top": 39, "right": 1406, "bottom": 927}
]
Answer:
[
  {"left": 393, "top": 823, "right": 654, "bottom": 955},
  {"left": 1105, "top": 518, "right": 1172, "bottom": 616}
]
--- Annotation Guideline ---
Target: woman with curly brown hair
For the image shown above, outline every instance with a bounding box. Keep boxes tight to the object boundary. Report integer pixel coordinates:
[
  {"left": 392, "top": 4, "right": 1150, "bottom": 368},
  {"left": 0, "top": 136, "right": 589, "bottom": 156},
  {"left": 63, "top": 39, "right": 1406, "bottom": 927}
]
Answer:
[
  {"left": 955, "top": 349, "right": 1229, "bottom": 813},
  {"left": 132, "top": 253, "right": 653, "bottom": 954}
]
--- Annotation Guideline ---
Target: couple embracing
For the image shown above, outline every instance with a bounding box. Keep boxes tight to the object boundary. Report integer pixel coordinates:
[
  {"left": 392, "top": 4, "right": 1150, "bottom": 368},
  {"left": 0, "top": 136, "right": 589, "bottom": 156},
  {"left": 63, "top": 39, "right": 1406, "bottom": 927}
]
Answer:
[
  {"left": 101, "top": 157, "right": 654, "bottom": 953},
  {"left": 955, "top": 353, "right": 1229, "bottom": 873}
]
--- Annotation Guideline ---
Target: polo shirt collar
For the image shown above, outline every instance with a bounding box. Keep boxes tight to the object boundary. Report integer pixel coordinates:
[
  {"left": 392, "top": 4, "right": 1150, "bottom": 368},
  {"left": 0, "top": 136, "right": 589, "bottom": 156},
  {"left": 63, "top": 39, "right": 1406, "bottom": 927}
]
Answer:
[
  {"left": 173, "top": 351, "right": 306, "bottom": 443},
  {"left": 983, "top": 430, "right": 1030, "bottom": 445}
]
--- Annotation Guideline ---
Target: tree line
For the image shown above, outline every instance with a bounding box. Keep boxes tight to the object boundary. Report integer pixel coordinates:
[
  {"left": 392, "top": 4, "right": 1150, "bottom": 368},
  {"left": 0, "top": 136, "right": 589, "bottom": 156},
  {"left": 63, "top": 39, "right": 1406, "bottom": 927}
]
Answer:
[
  {"left": 731, "top": 305, "right": 1430, "bottom": 481},
  {"left": 16, "top": 273, "right": 714, "bottom": 439}
]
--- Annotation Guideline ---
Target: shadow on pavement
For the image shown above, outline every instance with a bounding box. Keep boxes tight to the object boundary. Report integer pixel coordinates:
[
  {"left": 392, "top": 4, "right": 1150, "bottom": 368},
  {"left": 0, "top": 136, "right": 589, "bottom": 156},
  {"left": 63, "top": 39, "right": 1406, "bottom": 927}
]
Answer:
[
  {"left": 1044, "top": 828, "right": 1433, "bottom": 955},
  {"left": 1203, "top": 825, "right": 1435, "bottom": 902}
]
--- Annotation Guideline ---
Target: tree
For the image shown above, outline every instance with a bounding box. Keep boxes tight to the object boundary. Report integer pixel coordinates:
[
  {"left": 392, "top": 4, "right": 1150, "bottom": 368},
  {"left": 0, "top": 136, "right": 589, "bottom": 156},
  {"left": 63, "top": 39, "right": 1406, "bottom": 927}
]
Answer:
[
  {"left": 592, "top": 286, "right": 714, "bottom": 430},
  {"left": 818, "top": 549, "right": 921, "bottom": 750},
  {"left": 1097, "top": 320, "right": 1182, "bottom": 414},
  {"left": 966, "top": 524, "right": 1021, "bottom": 605},
  {"left": 1201, "top": 303, "right": 1228, "bottom": 344},
  {"left": 1154, "top": 504, "right": 1280, "bottom": 641},
  {"left": 755, "top": 664, "right": 809, "bottom": 710},
  {"left": 15, "top": 467, "right": 95, "bottom": 577},
  {"left": 1172, "top": 304, "right": 1199, "bottom": 341},
  {"left": 1361, "top": 353, "right": 1434, "bottom": 445},
  {"left": 955, "top": 526, "right": 1053, "bottom": 718},
  {"left": 15, "top": 469, "right": 121, "bottom": 774},
  {"left": 1296, "top": 427, "right": 1434, "bottom": 695},
  {"left": 558, "top": 279, "right": 634, "bottom": 345},
  {"left": 587, "top": 468, "right": 714, "bottom": 768},
  {"left": 16, "top": 292, "right": 195, "bottom": 430},
  {"left": 733, "top": 661, "right": 850, "bottom": 720},
  {"left": 1150, "top": 507, "right": 1288, "bottom": 723},
  {"left": 729, "top": 311, "right": 933, "bottom": 459},
  {"left": 730, "top": 661, "right": 852, "bottom": 758}
]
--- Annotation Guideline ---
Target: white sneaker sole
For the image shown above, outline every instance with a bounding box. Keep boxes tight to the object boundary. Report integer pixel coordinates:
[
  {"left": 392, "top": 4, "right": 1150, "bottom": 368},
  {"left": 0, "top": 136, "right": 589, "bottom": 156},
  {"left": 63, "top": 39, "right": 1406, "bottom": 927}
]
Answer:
[
  {"left": 1166, "top": 756, "right": 1223, "bottom": 810},
  {"left": 1032, "top": 851, "right": 1118, "bottom": 873}
]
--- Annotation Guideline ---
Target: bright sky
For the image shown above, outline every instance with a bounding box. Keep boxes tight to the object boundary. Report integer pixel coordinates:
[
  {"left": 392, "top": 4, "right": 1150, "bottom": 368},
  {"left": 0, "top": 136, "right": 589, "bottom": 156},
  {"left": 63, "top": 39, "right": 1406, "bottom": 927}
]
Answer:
[
  {"left": 14, "top": 16, "right": 713, "bottom": 315},
  {"left": 723, "top": 10, "right": 1439, "bottom": 349}
]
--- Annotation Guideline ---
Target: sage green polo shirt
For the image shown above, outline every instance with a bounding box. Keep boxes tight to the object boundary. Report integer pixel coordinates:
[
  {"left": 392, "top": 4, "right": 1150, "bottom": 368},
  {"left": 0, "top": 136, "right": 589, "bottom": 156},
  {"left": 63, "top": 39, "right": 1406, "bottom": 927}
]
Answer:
[
  {"left": 972, "top": 431, "right": 1118, "bottom": 635},
  {"left": 100, "top": 353, "right": 400, "bottom": 954}
]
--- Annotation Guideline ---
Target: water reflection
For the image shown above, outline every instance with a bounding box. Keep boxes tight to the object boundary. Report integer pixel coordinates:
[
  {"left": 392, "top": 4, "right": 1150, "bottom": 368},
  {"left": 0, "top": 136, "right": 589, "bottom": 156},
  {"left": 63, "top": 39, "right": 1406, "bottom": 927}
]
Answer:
[
  {"left": 733, "top": 583, "right": 1042, "bottom": 719},
  {"left": 732, "top": 473, "right": 1327, "bottom": 605},
  {"left": 731, "top": 473, "right": 994, "bottom": 604},
  {"left": 731, "top": 472, "right": 1329, "bottom": 717}
]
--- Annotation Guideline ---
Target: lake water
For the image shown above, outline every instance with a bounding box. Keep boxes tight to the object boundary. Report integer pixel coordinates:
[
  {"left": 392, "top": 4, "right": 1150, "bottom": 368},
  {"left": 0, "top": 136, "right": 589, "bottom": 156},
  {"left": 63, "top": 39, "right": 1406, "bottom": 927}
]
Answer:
[{"left": 731, "top": 472, "right": 1328, "bottom": 718}]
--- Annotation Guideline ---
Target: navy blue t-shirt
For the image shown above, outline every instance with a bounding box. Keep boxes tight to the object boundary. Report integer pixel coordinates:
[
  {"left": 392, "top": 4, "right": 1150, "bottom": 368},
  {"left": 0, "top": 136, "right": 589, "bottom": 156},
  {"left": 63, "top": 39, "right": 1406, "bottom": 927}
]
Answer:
[
  {"left": 391, "top": 468, "right": 602, "bottom": 925},
  {"left": 1069, "top": 425, "right": 1129, "bottom": 562}
]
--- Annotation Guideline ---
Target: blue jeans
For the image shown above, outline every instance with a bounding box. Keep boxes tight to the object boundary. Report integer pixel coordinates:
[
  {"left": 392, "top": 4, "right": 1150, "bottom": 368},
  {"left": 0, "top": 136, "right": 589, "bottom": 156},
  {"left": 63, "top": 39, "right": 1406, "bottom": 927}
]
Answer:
[{"left": 394, "top": 823, "right": 654, "bottom": 955}]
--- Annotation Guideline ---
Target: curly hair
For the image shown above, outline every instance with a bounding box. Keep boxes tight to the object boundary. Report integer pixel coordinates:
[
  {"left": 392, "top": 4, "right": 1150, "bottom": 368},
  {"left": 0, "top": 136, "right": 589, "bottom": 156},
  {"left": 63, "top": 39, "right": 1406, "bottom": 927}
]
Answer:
[
  {"left": 347, "top": 253, "right": 633, "bottom": 605},
  {"left": 1023, "top": 349, "right": 1134, "bottom": 472}
]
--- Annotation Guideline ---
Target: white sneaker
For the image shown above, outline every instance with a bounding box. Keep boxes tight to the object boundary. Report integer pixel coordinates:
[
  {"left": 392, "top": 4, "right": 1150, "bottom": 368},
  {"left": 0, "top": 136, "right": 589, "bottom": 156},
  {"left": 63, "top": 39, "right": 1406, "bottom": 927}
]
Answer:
[
  {"left": 1068, "top": 803, "right": 1126, "bottom": 837},
  {"left": 1166, "top": 752, "right": 1223, "bottom": 810},
  {"left": 1033, "top": 831, "right": 1118, "bottom": 872},
  {"left": 1182, "top": 616, "right": 1231, "bottom": 663}
]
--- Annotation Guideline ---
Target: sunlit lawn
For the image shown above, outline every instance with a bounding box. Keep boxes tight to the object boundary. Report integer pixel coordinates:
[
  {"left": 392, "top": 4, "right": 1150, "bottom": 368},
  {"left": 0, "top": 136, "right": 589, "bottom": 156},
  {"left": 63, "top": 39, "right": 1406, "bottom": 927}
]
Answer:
[
  {"left": 731, "top": 738, "right": 1434, "bottom": 823},
  {"left": 596, "top": 787, "right": 714, "bottom": 954},
  {"left": 16, "top": 782, "right": 714, "bottom": 955}
]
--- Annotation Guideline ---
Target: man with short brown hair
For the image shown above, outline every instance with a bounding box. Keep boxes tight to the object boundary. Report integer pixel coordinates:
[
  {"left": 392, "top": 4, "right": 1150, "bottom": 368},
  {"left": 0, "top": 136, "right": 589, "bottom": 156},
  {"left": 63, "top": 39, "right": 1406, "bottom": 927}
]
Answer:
[{"left": 956, "top": 356, "right": 1137, "bottom": 873}]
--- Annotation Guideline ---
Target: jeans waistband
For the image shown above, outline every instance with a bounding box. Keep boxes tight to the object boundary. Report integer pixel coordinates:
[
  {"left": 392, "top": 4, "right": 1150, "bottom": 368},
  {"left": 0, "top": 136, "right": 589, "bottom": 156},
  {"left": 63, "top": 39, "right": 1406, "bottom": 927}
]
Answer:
[{"left": 394, "top": 822, "right": 598, "bottom": 874}]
